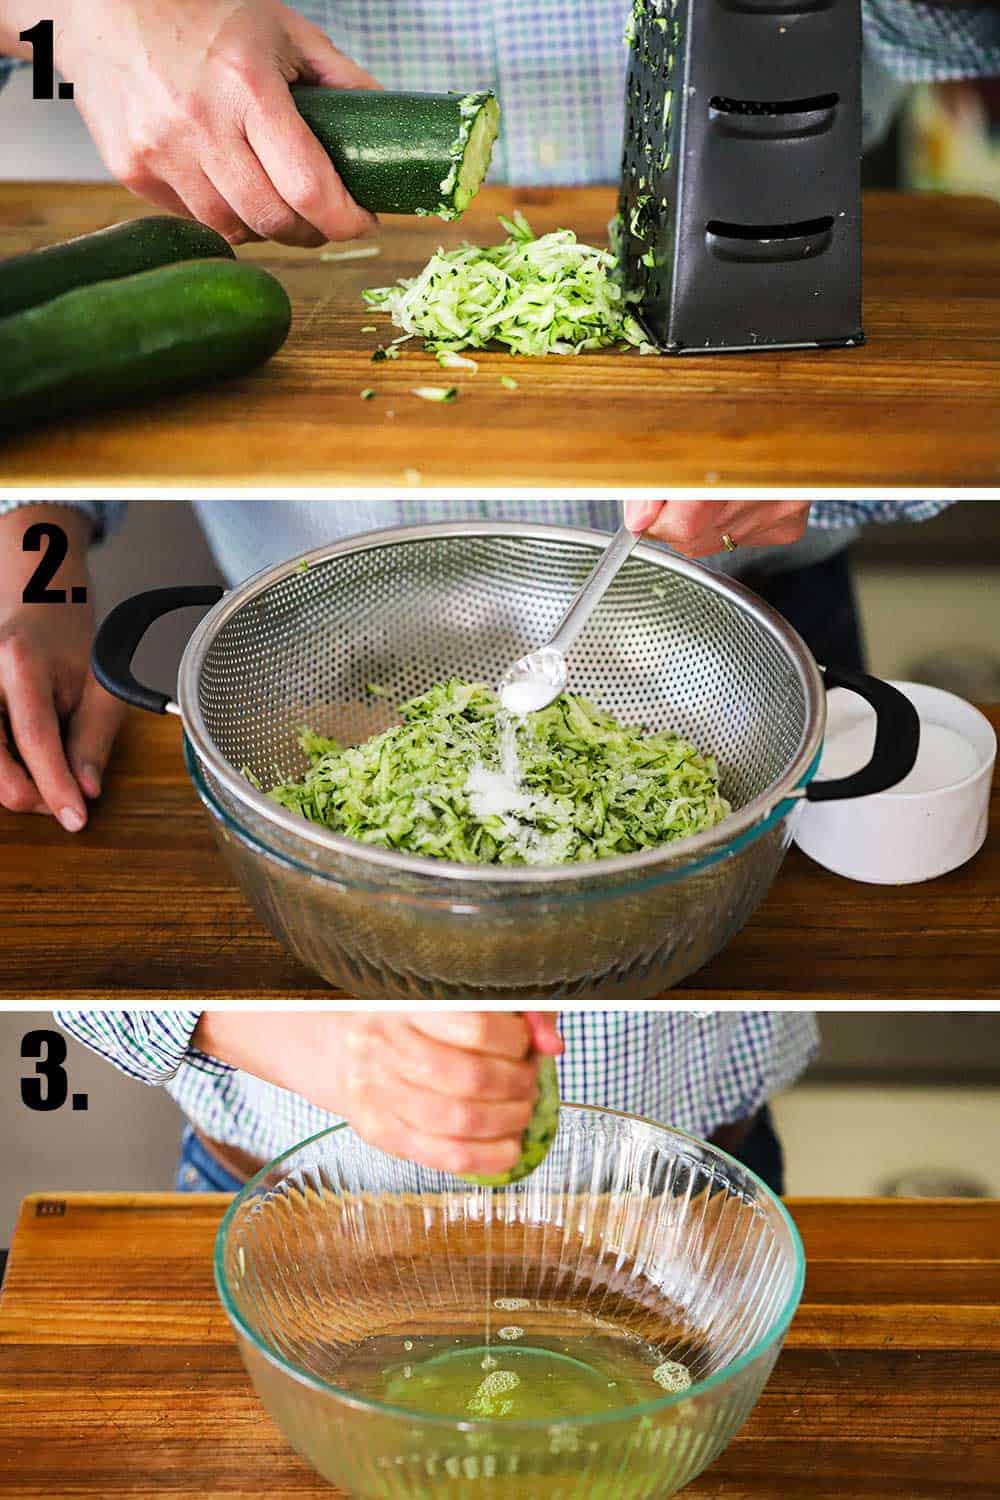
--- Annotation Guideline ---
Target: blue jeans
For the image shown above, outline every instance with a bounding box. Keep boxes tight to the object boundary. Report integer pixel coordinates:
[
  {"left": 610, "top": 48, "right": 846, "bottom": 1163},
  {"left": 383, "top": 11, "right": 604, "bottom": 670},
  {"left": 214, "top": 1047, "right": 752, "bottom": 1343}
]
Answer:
[
  {"left": 176, "top": 1111, "right": 785, "bottom": 1197},
  {"left": 175, "top": 1127, "right": 245, "bottom": 1193}
]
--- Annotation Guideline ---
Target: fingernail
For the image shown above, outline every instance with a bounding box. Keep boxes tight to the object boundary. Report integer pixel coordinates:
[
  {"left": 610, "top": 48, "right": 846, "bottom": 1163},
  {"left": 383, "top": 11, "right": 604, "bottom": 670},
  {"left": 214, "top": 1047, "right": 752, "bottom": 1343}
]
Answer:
[
  {"left": 59, "top": 806, "right": 86, "bottom": 833},
  {"left": 80, "top": 763, "right": 101, "bottom": 798},
  {"left": 624, "top": 500, "right": 663, "bottom": 534}
]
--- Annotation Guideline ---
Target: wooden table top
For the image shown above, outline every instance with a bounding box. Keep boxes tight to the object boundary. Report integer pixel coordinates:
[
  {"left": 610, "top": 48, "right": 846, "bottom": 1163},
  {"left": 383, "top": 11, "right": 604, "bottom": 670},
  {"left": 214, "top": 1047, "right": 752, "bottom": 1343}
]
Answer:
[
  {"left": 1, "top": 184, "right": 998, "bottom": 489},
  {"left": 0, "top": 707, "right": 996, "bottom": 1001},
  {"left": 1, "top": 1193, "right": 997, "bottom": 1498}
]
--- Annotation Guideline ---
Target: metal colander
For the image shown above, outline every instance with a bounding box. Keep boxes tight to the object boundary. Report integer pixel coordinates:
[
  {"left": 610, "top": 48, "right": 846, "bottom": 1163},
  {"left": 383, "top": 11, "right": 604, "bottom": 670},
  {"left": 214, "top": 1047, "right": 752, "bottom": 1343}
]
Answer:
[{"left": 159, "top": 523, "right": 825, "bottom": 998}]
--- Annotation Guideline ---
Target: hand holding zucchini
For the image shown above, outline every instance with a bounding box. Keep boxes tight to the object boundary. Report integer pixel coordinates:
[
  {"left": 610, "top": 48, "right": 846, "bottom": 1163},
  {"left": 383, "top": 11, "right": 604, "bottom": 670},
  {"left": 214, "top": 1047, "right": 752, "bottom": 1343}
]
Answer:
[
  {"left": 0, "top": 260, "right": 292, "bottom": 433},
  {"left": 292, "top": 87, "right": 500, "bottom": 220}
]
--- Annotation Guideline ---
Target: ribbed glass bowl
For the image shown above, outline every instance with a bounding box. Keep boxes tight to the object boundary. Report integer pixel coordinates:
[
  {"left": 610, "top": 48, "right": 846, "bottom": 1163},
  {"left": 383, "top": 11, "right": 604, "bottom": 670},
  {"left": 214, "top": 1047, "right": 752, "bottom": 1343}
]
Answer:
[{"left": 215, "top": 1107, "right": 804, "bottom": 1498}]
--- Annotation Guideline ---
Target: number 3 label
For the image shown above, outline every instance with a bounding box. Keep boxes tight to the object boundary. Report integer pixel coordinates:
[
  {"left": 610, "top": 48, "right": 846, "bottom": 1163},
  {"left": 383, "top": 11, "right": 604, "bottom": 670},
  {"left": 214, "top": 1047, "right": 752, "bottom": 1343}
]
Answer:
[{"left": 20, "top": 1031, "right": 88, "bottom": 1112}]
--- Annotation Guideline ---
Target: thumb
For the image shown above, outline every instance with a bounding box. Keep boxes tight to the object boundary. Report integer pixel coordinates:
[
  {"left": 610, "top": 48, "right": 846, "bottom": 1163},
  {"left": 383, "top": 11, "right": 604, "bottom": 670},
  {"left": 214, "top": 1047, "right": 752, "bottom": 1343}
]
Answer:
[
  {"left": 289, "top": 18, "right": 383, "bottom": 90},
  {"left": 524, "top": 1012, "right": 564, "bottom": 1057},
  {"left": 65, "top": 675, "right": 126, "bottom": 800},
  {"left": 624, "top": 500, "right": 665, "bottom": 535}
]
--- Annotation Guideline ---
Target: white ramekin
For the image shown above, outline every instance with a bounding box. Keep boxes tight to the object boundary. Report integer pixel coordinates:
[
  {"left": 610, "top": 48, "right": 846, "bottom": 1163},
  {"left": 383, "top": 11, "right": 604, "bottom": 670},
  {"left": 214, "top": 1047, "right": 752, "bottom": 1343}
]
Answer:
[{"left": 794, "top": 681, "right": 996, "bottom": 885}]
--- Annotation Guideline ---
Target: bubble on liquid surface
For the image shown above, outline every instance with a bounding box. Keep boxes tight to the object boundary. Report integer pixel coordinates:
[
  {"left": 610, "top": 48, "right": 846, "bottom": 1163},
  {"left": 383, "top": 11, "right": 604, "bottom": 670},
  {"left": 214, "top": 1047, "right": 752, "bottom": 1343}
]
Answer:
[
  {"left": 497, "top": 1326, "right": 524, "bottom": 1342},
  {"left": 652, "top": 1360, "right": 692, "bottom": 1393},
  {"left": 494, "top": 1297, "right": 531, "bottom": 1312}
]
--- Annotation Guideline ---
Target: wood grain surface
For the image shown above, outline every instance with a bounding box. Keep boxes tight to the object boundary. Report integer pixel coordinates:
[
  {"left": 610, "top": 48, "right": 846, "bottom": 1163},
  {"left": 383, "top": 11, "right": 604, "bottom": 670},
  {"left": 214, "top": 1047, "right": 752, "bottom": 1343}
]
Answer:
[
  {"left": 1, "top": 184, "right": 998, "bottom": 488},
  {"left": 1, "top": 1193, "right": 998, "bottom": 1498},
  {"left": 0, "top": 708, "right": 996, "bottom": 1001}
]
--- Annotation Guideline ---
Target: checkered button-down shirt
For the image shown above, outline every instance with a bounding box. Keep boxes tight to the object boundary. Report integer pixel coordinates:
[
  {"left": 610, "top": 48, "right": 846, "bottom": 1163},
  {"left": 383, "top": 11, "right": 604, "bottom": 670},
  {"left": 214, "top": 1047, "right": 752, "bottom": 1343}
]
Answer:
[
  {"left": 2, "top": 3, "right": 998, "bottom": 155},
  {"left": 297, "top": 2, "right": 1000, "bottom": 178},
  {"left": 56, "top": 1009, "right": 821, "bottom": 1162}
]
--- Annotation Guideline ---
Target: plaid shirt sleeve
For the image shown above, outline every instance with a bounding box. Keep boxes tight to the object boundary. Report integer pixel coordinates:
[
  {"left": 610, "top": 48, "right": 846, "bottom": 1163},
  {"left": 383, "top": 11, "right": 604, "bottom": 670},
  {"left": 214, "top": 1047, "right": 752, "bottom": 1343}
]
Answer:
[
  {"left": 55, "top": 1009, "right": 234, "bottom": 1085},
  {"left": 810, "top": 499, "right": 954, "bottom": 527},
  {"left": 863, "top": 1, "right": 1000, "bottom": 81}
]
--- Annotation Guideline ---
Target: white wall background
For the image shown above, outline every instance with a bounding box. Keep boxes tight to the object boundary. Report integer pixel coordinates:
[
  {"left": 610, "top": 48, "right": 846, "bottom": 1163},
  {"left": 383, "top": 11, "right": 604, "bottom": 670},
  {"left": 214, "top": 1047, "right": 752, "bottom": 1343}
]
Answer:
[
  {"left": 0, "top": 64, "right": 107, "bottom": 179},
  {"left": 1, "top": 1015, "right": 184, "bottom": 1246}
]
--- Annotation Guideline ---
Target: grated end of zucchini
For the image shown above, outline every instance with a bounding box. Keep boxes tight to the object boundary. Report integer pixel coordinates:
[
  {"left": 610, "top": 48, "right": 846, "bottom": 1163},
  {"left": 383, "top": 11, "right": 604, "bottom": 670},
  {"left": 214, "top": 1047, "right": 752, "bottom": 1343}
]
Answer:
[{"left": 453, "top": 96, "right": 500, "bottom": 217}]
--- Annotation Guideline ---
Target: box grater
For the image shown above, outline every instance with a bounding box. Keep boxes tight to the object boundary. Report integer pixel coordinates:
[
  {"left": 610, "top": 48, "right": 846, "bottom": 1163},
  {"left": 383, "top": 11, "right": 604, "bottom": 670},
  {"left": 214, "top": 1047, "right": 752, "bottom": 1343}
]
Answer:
[{"left": 618, "top": 0, "right": 864, "bottom": 354}]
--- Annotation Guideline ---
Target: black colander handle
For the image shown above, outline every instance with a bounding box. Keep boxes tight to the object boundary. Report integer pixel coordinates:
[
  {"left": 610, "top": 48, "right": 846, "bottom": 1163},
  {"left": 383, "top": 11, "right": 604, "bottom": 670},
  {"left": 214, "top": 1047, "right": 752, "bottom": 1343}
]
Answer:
[
  {"left": 806, "top": 666, "right": 920, "bottom": 802},
  {"left": 92, "top": 586, "right": 225, "bottom": 715}
]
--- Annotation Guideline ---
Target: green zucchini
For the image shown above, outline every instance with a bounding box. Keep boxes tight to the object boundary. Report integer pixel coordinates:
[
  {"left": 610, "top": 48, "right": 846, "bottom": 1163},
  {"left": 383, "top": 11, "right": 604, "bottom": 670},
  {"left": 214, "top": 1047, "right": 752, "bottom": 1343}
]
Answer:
[
  {"left": 463, "top": 1055, "right": 560, "bottom": 1188},
  {"left": 0, "top": 259, "right": 291, "bottom": 432},
  {"left": 292, "top": 87, "right": 499, "bottom": 220},
  {"left": 0, "top": 216, "right": 234, "bottom": 321}
]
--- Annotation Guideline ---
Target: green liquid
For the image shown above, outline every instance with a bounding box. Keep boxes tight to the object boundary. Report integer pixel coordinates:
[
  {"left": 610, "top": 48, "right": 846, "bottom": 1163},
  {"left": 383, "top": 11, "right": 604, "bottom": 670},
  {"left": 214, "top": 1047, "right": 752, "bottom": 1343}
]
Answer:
[
  {"left": 338, "top": 1318, "right": 694, "bottom": 1423},
  {"left": 383, "top": 1344, "right": 645, "bottom": 1421}
]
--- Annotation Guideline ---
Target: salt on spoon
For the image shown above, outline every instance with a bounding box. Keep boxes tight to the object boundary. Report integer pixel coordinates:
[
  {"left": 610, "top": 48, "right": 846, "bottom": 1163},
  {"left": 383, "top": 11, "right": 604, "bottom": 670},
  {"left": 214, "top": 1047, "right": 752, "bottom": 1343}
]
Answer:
[{"left": 499, "top": 521, "right": 642, "bottom": 715}]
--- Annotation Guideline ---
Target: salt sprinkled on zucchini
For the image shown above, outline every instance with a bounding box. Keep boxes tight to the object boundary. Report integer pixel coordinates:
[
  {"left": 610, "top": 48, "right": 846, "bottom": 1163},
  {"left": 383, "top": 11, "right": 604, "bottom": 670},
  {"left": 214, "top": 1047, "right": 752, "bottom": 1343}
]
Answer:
[
  {"left": 265, "top": 680, "right": 730, "bottom": 866},
  {"left": 363, "top": 213, "right": 649, "bottom": 358}
]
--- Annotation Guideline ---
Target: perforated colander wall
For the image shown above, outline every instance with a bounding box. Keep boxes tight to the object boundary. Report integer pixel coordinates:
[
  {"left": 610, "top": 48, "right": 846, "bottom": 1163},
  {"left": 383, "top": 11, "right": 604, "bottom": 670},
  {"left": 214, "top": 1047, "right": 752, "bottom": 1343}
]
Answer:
[{"left": 194, "top": 532, "right": 808, "bottom": 813}]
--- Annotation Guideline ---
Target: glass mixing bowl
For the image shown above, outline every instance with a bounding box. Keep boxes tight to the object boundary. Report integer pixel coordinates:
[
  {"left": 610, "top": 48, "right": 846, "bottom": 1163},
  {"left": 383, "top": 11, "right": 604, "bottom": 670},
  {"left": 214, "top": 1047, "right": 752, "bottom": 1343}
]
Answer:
[{"left": 215, "top": 1106, "right": 804, "bottom": 1497}]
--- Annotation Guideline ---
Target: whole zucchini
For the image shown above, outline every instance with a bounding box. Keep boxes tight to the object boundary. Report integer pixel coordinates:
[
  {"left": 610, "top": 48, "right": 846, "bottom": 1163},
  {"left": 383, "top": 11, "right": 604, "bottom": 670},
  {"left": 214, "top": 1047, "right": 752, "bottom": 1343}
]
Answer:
[
  {"left": 0, "top": 259, "right": 291, "bottom": 432},
  {"left": 292, "top": 87, "right": 500, "bottom": 220},
  {"left": 0, "top": 216, "right": 234, "bottom": 321}
]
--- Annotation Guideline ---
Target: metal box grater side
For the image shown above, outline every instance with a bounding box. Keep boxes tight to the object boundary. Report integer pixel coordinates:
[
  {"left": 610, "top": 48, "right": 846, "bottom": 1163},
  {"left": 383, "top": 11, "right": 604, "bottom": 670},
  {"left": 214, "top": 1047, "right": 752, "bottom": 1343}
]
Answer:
[{"left": 618, "top": 0, "right": 864, "bottom": 354}]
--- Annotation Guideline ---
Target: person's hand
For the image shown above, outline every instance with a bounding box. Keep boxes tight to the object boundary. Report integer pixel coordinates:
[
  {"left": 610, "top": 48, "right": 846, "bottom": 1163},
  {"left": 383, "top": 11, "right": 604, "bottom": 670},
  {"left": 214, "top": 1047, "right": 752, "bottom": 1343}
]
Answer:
[
  {"left": 0, "top": 507, "right": 125, "bottom": 831},
  {"left": 193, "top": 1010, "right": 564, "bottom": 1177},
  {"left": 625, "top": 501, "right": 811, "bottom": 557},
  {"left": 55, "top": 0, "right": 379, "bottom": 247}
]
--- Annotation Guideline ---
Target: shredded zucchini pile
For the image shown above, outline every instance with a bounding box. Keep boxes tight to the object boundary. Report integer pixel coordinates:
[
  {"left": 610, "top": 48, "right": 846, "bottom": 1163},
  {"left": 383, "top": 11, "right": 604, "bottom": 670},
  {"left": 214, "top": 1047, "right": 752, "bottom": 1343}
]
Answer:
[
  {"left": 362, "top": 213, "right": 652, "bottom": 357},
  {"left": 265, "top": 680, "right": 730, "bottom": 866}
]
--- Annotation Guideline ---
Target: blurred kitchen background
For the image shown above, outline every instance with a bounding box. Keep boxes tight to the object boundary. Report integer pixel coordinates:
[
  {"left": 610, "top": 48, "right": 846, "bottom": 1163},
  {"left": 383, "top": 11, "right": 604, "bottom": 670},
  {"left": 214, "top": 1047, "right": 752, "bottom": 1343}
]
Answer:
[
  {"left": 3, "top": 1011, "right": 1000, "bottom": 1247},
  {"left": 1, "top": 55, "right": 999, "bottom": 200}
]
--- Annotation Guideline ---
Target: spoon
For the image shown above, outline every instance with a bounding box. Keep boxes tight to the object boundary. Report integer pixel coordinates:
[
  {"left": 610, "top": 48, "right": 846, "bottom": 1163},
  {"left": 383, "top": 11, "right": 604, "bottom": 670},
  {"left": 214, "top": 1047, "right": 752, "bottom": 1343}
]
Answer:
[{"left": 499, "top": 521, "right": 642, "bottom": 714}]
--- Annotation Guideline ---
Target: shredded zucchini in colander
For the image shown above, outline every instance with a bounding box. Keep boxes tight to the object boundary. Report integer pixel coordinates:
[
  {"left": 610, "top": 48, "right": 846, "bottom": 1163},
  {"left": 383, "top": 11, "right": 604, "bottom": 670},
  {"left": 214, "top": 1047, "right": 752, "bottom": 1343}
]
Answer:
[
  {"left": 264, "top": 680, "right": 730, "bottom": 866},
  {"left": 362, "top": 213, "right": 651, "bottom": 357}
]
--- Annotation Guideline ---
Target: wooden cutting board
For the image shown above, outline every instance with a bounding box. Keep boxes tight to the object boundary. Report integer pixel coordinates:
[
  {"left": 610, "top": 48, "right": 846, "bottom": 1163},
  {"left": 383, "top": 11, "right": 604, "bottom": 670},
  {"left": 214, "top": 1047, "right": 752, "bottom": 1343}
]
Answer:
[
  {"left": 0, "top": 707, "right": 996, "bottom": 1001},
  {"left": 1, "top": 184, "right": 998, "bottom": 488},
  {"left": 1, "top": 1193, "right": 998, "bottom": 1498}
]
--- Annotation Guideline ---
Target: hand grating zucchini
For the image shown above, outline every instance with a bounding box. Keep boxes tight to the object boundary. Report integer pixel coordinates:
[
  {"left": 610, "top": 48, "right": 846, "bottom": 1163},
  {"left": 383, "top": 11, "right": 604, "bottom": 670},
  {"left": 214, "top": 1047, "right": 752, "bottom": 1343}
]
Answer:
[
  {"left": 292, "top": 87, "right": 499, "bottom": 220},
  {"left": 264, "top": 680, "right": 730, "bottom": 866}
]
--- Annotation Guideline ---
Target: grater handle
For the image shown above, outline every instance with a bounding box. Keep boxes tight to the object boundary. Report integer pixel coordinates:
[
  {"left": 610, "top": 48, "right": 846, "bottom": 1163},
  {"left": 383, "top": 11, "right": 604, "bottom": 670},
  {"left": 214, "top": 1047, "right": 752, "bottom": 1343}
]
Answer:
[{"left": 546, "top": 524, "right": 641, "bottom": 657}]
